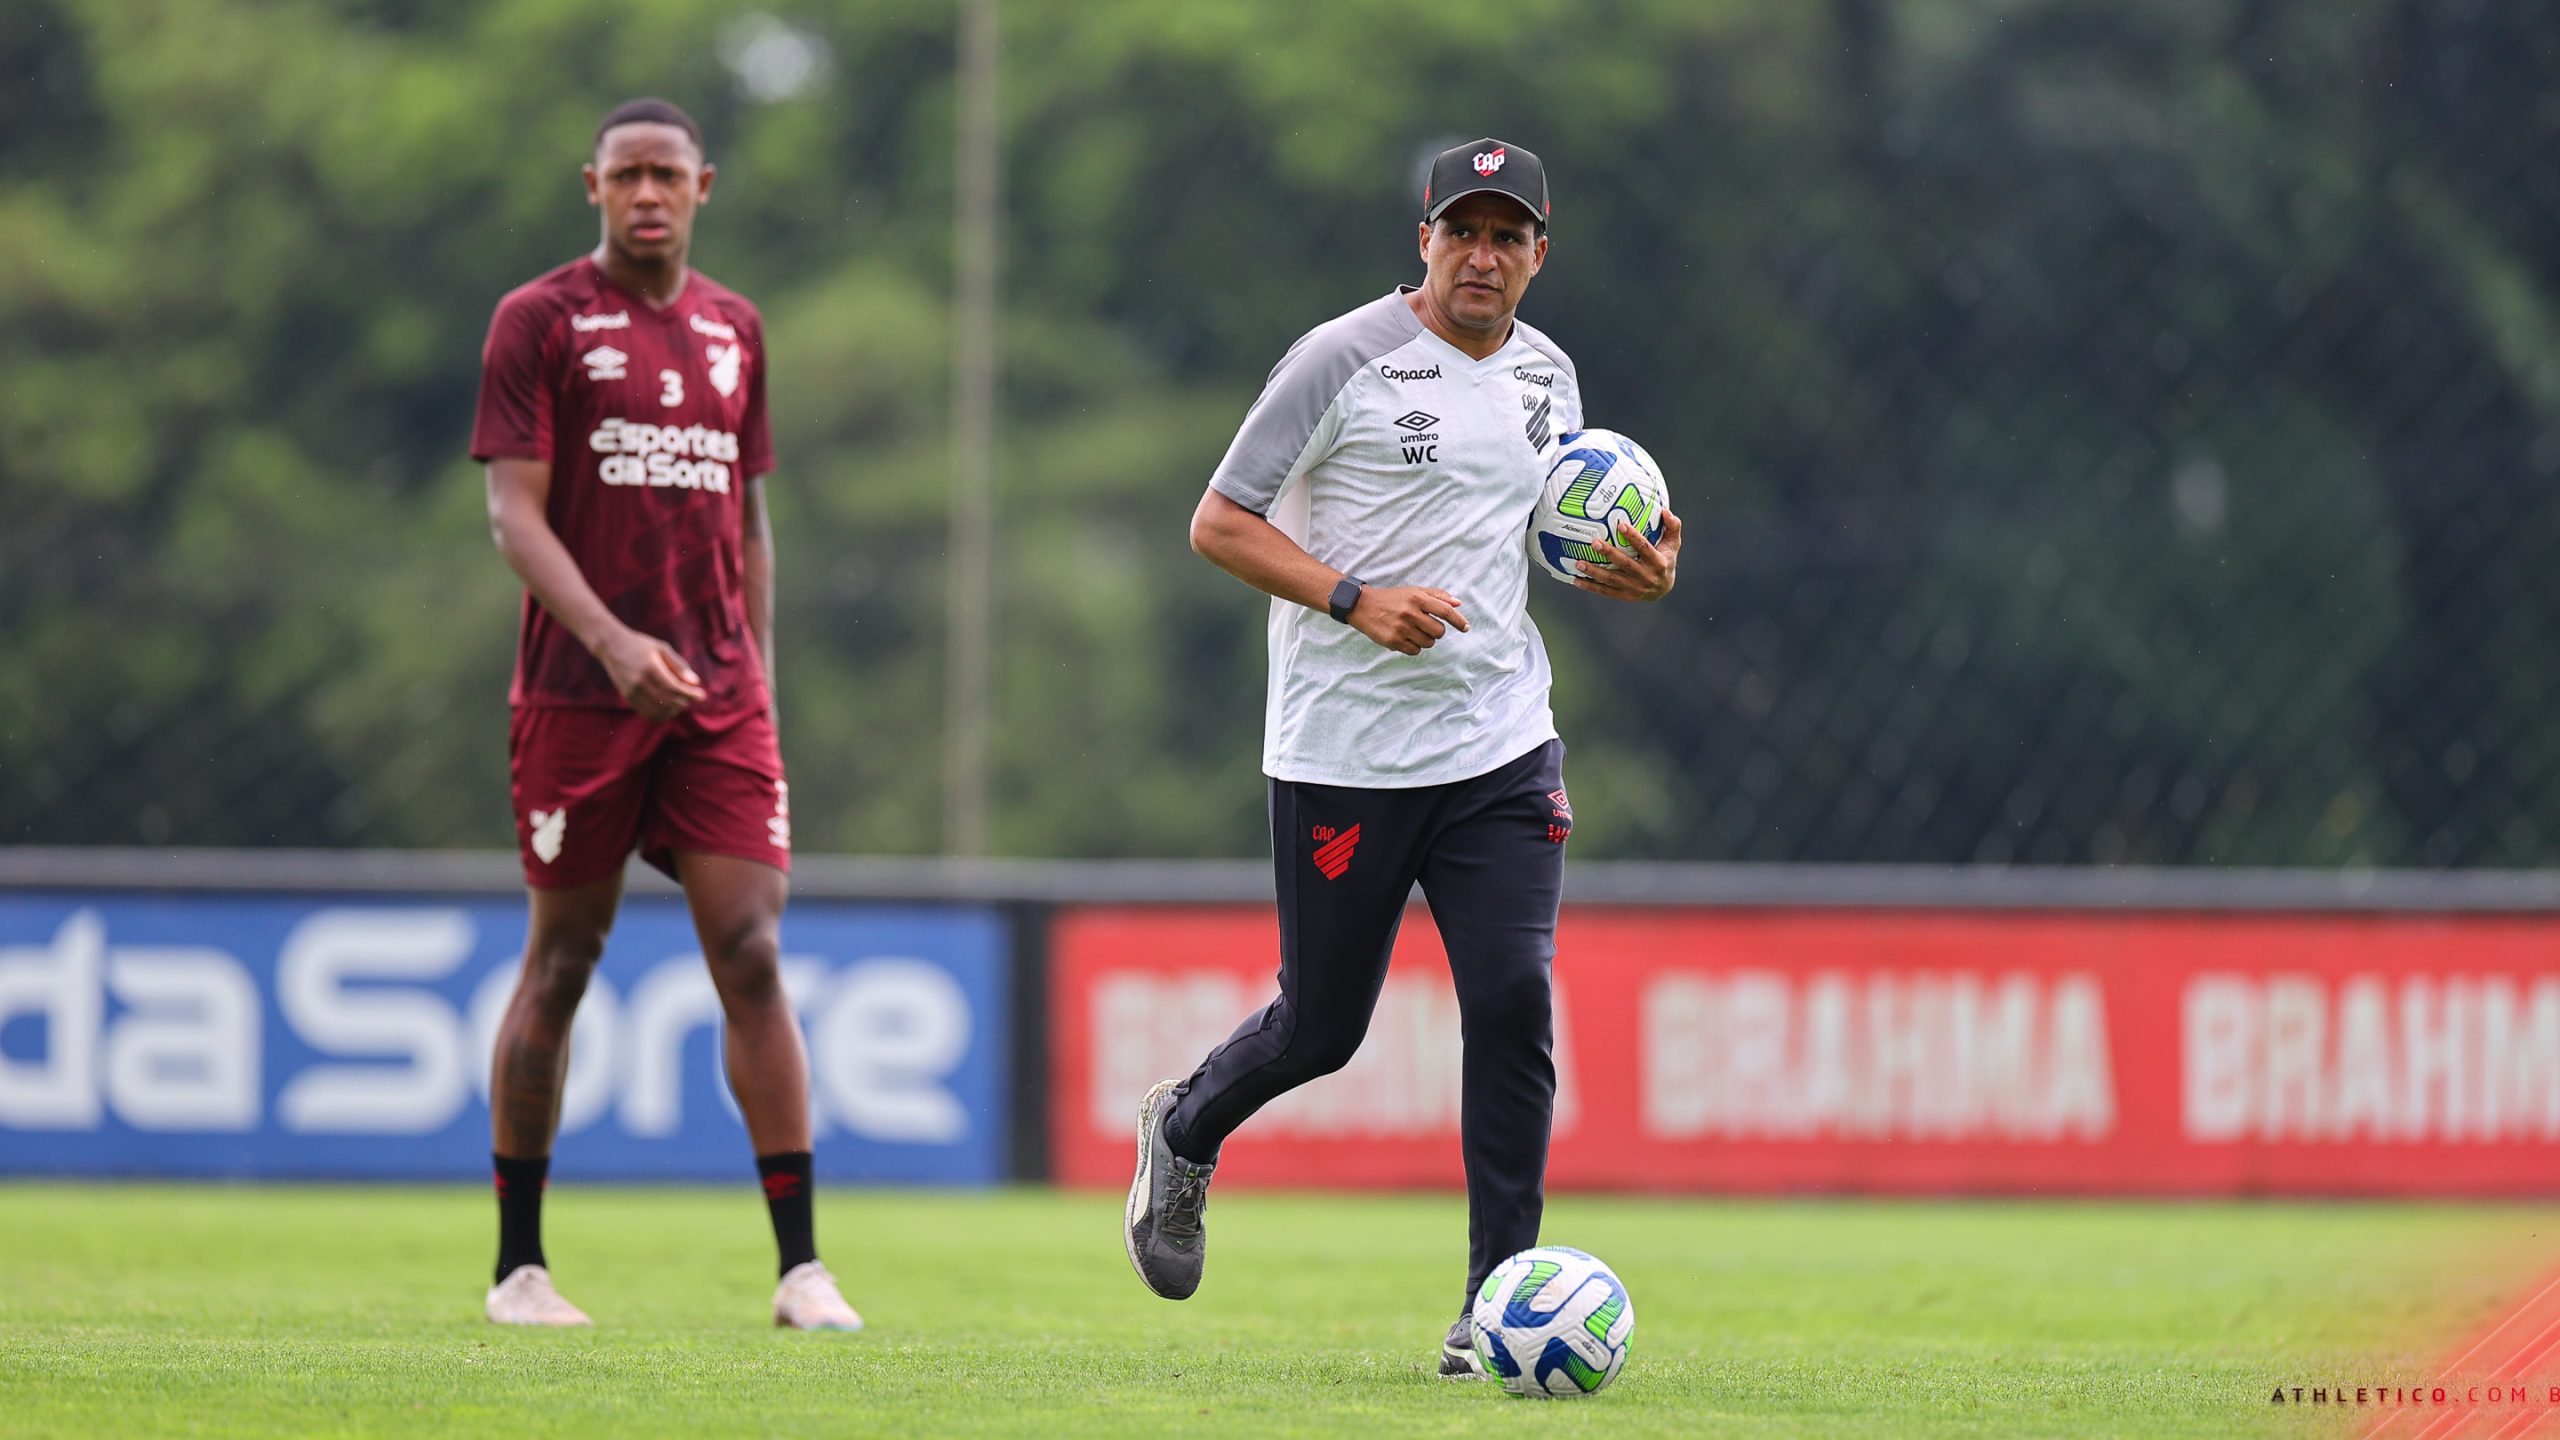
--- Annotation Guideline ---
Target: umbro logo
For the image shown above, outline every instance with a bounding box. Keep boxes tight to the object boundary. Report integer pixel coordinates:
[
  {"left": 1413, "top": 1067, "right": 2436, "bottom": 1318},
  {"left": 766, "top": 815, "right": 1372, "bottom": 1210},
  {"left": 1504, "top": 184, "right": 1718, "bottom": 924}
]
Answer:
[
  {"left": 527, "top": 807, "right": 567, "bottom": 864},
  {"left": 1395, "top": 409, "right": 1440, "bottom": 464},
  {"left": 1311, "top": 823, "right": 1361, "bottom": 880},
  {"left": 582, "top": 346, "right": 628, "bottom": 382}
]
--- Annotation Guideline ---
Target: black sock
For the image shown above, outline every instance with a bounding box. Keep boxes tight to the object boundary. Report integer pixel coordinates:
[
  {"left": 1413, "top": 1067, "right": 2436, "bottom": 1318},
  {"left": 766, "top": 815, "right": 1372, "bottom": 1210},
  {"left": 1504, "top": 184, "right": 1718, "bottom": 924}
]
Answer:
[
  {"left": 757, "top": 1151, "right": 818, "bottom": 1276},
  {"left": 493, "top": 1152, "right": 550, "bottom": 1284},
  {"left": 1163, "top": 1106, "right": 1218, "bottom": 1167}
]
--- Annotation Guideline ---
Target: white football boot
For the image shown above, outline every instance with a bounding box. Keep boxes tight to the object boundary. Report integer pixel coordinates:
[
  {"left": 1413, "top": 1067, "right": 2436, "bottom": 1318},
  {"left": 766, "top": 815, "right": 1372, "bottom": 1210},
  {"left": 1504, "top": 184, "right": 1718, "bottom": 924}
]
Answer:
[
  {"left": 485, "top": 1265, "right": 593, "bottom": 1327},
  {"left": 773, "top": 1261, "right": 864, "bottom": 1332}
]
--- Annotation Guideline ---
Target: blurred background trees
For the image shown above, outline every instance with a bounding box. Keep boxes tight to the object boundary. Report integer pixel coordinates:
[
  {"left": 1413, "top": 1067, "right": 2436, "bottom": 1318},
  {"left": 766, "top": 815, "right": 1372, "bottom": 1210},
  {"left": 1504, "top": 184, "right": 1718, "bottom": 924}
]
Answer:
[{"left": 5, "top": 0, "right": 2558, "bottom": 864}]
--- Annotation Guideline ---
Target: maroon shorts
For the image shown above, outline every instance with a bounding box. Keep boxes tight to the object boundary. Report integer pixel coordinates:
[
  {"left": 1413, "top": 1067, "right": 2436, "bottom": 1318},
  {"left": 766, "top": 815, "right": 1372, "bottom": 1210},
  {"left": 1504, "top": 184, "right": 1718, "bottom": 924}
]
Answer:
[{"left": 508, "top": 703, "right": 790, "bottom": 889}]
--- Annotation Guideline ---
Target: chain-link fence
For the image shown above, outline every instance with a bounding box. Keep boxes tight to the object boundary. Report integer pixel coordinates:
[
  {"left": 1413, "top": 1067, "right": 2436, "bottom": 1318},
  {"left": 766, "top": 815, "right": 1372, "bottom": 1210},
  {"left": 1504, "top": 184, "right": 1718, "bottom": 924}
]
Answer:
[{"left": 5, "top": 0, "right": 2558, "bottom": 865}]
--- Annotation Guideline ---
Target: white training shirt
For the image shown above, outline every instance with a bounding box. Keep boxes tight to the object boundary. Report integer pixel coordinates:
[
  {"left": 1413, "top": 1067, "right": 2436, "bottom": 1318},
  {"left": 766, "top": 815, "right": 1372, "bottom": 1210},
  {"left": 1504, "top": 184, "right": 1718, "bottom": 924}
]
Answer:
[{"left": 1209, "top": 286, "right": 1584, "bottom": 788}]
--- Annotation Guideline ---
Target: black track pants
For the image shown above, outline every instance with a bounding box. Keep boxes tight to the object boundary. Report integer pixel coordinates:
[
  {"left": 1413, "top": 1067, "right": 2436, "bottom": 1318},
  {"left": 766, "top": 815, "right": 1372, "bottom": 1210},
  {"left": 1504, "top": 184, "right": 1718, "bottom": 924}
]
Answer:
[{"left": 1163, "top": 739, "right": 1569, "bottom": 1307}]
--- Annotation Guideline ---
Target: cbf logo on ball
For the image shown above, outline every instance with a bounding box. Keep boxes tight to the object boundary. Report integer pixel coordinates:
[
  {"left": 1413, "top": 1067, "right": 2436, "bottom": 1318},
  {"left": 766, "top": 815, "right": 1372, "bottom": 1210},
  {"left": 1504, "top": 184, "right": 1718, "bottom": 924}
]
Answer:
[{"left": 1473, "top": 146, "right": 1507, "bottom": 176}]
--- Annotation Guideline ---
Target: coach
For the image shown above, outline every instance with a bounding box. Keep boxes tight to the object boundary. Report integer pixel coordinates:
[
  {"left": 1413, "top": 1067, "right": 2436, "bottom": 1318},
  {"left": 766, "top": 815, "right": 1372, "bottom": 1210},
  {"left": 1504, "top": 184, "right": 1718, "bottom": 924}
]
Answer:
[{"left": 1123, "top": 137, "right": 1681, "bottom": 1379}]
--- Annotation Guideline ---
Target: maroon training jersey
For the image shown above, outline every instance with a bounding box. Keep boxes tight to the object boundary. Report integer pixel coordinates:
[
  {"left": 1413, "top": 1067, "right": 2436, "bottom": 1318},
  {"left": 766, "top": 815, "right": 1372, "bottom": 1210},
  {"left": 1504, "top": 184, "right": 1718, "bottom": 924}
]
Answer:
[{"left": 471, "top": 257, "right": 773, "bottom": 711}]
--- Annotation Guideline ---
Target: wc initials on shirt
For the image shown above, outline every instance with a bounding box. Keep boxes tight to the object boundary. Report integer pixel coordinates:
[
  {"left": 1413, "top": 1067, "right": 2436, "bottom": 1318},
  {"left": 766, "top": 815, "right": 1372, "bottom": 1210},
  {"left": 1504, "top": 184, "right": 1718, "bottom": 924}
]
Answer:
[{"left": 1394, "top": 411, "right": 1439, "bottom": 468}]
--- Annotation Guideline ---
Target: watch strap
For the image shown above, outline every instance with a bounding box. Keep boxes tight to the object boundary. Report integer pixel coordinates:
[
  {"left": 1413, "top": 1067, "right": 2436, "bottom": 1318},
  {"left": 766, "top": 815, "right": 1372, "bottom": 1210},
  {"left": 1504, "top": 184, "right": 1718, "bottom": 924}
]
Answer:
[{"left": 1327, "top": 576, "right": 1365, "bottom": 624}]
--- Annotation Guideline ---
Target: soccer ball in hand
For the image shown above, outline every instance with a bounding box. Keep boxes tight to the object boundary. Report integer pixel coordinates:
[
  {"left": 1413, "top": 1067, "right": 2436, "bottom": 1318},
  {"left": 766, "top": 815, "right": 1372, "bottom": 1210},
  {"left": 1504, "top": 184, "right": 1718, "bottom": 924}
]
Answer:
[
  {"left": 1471, "top": 1245, "right": 1635, "bottom": 1398},
  {"left": 1528, "top": 428, "right": 1669, "bottom": 585}
]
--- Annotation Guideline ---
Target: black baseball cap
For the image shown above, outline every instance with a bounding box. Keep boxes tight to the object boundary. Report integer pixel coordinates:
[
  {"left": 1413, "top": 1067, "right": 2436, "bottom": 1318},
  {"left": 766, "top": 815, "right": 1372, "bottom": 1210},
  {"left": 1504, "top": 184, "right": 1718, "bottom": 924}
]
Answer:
[{"left": 1421, "top": 137, "right": 1549, "bottom": 228}]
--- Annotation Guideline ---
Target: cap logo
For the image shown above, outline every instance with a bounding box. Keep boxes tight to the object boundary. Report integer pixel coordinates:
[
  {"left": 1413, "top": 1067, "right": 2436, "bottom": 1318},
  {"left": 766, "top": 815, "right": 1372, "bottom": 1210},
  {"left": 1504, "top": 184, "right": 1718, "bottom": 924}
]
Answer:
[{"left": 1472, "top": 147, "right": 1507, "bottom": 176}]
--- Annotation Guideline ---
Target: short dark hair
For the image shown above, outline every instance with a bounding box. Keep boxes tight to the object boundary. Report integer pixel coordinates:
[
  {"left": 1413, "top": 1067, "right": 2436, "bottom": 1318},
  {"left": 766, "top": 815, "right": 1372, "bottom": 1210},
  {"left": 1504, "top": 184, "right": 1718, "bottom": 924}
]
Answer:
[{"left": 594, "top": 97, "right": 703, "bottom": 155}]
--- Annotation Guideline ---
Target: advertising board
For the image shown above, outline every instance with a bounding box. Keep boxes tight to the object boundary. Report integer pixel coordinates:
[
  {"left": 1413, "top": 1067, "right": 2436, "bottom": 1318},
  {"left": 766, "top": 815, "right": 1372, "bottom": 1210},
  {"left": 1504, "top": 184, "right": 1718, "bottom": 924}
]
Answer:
[
  {"left": 0, "top": 896, "right": 1009, "bottom": 1182},
  {"left": 1051, "top": 906, "right": 2560, "bottom": 1193}
]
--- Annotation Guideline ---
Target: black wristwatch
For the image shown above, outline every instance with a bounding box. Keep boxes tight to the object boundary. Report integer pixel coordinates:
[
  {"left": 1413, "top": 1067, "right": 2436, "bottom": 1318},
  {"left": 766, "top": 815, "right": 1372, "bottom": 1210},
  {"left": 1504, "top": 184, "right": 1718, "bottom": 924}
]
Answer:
[{"left": 1327, "top": 575, "right": 1366, "bottom": 624}]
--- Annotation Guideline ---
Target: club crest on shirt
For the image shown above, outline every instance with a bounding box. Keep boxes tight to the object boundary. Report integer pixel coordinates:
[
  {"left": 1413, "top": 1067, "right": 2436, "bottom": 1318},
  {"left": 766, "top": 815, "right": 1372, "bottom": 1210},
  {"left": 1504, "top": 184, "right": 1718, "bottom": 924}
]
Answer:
[
  {"left": 707, "top": 341, "right": 743, "bottom": 398},
  {"left": 582, "top": 345, "right": 628, "bottom": 382},
  {"left": 1522, "top": 392, "right": 1552, "bottom": 449}
]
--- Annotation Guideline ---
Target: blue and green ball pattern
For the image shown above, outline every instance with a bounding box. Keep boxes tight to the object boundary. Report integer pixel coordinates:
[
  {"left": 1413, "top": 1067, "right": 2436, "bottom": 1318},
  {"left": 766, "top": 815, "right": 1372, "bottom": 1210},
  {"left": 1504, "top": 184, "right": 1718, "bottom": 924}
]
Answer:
[
  {"left": 1470, "top": 1244, "right": 1635, "bottom": 1398},
  {"left": 1530, "top": 430, "right": 1669, "bottom": 585}
]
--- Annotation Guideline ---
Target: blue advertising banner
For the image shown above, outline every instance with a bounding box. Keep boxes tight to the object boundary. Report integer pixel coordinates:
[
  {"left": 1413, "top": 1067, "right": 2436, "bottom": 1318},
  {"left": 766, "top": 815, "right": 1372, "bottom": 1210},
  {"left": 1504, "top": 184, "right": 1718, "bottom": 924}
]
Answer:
[{"left": 0, "top": 895, "right": 1009, "bottom": 1183}]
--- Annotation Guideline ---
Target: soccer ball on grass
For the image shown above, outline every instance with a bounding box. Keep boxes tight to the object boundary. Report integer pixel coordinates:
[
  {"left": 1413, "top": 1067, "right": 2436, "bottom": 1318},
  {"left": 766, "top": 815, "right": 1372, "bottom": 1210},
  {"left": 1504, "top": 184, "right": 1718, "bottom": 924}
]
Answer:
[{"left": 1470, "top": 1244, "right": 1635, "bottom": 1398}]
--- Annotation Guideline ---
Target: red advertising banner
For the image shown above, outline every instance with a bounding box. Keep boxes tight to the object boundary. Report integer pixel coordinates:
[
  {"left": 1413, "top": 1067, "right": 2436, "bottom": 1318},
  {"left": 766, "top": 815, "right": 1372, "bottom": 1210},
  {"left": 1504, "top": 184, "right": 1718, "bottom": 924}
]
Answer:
[{"left": 1050, "top": 906, "right": 2560, "bottom": 1194}]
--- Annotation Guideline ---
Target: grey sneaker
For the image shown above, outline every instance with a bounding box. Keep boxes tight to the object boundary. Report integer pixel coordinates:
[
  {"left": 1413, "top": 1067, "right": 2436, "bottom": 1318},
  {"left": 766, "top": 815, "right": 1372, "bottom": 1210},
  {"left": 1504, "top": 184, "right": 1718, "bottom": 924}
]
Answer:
[
  {"left": 1439, "top": 1313, "right": 1485, "bottom": 1379},
  {"left": 1124, "top": 1078, "right": 1215, "bottom": 1299}
]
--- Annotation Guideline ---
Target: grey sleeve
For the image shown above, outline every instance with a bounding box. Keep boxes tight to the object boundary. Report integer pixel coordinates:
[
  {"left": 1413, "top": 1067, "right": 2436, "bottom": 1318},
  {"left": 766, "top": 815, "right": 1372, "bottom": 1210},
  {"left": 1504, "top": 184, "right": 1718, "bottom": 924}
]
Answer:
[
  {"left": 1206, "top": 332, "right": 1358, "bottom": 515},
  {"left": 1207, "top": 297, "right": 1418, "bottom": 514}
]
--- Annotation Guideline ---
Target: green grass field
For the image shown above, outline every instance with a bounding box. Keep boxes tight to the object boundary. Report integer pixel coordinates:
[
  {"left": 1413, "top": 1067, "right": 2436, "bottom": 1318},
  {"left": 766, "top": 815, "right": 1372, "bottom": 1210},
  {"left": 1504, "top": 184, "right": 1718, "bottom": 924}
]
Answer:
[{"left": 0, "top": 1184, "right": 2545, "bottom": 1437}]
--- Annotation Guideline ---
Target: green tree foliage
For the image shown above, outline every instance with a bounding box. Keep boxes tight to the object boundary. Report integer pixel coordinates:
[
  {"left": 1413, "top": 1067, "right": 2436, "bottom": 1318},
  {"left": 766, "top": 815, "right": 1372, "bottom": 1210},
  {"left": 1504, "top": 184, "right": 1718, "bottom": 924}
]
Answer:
[{"left": 3, "top": 0, "right": 2557, "bottom": 863}]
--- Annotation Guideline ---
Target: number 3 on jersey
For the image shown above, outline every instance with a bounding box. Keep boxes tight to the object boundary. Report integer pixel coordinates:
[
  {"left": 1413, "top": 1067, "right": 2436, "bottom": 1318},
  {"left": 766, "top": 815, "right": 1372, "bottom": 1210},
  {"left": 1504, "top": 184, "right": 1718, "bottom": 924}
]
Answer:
[{"left": 659, "top": 368, "right": 684, "bottom": 407}]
